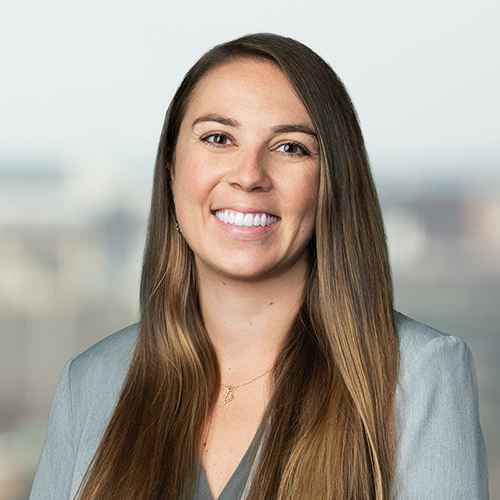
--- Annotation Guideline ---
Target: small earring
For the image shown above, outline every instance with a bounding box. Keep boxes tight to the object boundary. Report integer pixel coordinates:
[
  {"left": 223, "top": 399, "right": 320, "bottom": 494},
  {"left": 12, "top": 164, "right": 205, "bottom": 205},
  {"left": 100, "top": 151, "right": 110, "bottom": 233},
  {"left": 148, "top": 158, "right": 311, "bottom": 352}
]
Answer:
[{"left": 173, "top": 199, "right": 182, "bottom": 233}]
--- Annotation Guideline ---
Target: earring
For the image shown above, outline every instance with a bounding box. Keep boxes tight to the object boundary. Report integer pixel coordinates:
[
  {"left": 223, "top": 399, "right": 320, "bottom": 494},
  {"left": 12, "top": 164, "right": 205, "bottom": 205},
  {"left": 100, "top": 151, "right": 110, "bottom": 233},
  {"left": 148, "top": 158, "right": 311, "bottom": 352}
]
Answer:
[{"left": 173, "top": 198, "right": 182, "bottom": 233}]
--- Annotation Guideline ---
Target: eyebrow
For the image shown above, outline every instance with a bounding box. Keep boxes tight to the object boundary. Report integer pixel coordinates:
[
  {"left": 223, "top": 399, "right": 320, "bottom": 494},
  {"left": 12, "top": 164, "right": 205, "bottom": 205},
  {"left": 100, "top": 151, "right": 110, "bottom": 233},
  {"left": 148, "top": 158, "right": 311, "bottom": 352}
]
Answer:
[
  {"left": 272, "top": 124, "right": 317, "bottom": 138},
  {"left": 192, "top": 114, "right": 241, "bottom": 128}
]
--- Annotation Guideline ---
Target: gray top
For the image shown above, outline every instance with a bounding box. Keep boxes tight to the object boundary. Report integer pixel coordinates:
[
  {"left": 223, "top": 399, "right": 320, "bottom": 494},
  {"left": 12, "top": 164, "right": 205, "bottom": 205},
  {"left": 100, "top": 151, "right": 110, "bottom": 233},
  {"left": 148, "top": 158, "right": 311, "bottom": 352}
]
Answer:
[
  {"left": 194, "top": 430, "right": 260, "bottom": 500},
  {"left": 194, "top": 457, "right": 246, "bottom": 500},
  {"left": 29, "top": 312, "right": 489, "bottom": 499}
]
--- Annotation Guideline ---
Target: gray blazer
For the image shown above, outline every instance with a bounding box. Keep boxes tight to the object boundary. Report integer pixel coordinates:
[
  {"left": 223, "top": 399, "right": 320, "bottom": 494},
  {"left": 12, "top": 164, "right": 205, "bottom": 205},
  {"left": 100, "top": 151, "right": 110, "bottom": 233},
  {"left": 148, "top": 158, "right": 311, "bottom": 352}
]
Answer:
[{"left": 29, "top": 312, "right": 489, "bottom": 499}]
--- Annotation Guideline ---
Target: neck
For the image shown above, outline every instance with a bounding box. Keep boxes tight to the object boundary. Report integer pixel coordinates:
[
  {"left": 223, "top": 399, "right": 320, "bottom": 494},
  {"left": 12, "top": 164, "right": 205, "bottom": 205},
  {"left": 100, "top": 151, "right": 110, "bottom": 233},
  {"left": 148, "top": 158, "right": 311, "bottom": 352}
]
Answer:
[{"left": 196, "top": 259, "right": 308, "bottom": 380}]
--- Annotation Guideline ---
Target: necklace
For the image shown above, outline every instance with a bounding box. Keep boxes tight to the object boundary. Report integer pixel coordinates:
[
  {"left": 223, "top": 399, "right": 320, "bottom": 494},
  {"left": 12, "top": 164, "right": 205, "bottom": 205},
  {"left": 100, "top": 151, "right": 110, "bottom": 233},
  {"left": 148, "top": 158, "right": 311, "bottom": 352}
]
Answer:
[{"left": 220, "top": 367, "right": 272, "bottom": 405}]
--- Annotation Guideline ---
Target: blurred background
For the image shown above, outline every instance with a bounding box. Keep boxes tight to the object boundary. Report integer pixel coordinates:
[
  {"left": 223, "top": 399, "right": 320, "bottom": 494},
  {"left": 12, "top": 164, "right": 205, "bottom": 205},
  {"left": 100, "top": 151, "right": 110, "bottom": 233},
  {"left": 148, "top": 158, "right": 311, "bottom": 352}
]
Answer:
[{"left": 1, "top": 0, "right": 499, "bottom": 498}]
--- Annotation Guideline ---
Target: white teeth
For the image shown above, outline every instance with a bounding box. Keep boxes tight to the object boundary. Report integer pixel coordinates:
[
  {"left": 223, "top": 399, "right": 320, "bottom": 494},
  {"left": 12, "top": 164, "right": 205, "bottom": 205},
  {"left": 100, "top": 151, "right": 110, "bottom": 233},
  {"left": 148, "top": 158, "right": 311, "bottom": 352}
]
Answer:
[
  {"left": 234, "top": 212, "right": 244, "bottom": 226},
  {"left": 243, "top": 213, "right": 253, "bottom": 226},
  {"left": 214, "top": 210, "right": 278, "bottom": 228}
]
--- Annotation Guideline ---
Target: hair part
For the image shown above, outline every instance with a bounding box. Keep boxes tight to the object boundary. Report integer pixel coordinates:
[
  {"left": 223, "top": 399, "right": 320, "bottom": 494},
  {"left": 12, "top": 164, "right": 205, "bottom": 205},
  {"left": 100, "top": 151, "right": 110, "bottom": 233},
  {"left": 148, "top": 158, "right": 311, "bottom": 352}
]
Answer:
[{"left": 77, "top": 33, "right": 399, "bottom": 500}]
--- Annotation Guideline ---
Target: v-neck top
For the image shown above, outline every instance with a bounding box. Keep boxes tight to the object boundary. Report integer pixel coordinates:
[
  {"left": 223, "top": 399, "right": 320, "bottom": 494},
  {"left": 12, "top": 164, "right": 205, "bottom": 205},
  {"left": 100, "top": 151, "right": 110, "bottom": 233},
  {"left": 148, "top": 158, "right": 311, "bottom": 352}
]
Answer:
[{"left": 193, "top": 429, "right": 262, "bottom": 500}]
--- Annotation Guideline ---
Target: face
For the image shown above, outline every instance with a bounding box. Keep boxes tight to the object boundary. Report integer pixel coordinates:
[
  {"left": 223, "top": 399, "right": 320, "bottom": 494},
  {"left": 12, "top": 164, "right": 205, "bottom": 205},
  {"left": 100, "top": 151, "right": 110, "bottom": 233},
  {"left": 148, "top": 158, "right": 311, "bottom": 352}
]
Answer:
[{"left": 171, "top": 59, "right": 320, "bottom": 282}]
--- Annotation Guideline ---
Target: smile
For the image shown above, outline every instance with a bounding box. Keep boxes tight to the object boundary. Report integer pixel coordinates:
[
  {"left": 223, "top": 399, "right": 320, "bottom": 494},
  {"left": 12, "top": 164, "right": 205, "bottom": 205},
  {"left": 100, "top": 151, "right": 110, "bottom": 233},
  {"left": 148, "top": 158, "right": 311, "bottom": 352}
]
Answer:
[{"left": 214, "top": 210, "right": 279, "bottom": 228}]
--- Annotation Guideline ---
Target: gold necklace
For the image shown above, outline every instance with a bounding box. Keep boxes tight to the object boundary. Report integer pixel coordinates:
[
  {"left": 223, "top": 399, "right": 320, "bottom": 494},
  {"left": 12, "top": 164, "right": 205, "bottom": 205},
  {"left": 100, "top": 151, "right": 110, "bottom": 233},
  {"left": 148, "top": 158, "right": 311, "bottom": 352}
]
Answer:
[{"left": 220, "top": 367, "right": 272, "bottom": 405}]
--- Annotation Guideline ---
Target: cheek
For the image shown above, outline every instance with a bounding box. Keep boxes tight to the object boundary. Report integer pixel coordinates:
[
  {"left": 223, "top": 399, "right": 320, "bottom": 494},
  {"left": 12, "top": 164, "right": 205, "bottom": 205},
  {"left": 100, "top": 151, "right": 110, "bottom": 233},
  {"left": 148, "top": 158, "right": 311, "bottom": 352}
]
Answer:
[
  {"left": 177, "top": 169, "right": 215, "bottom": 207},
  {"left": 171, "top": 160, "right": 222, "bottom": 219},
  {"left": 298, "top": 176, "right": 320, "bottom": 241},
  {"left": 171, "top": 149, "right": 201, "bottom": 200},
  {"left": 290, "top": 169, "right": 320, "bottom": 219}
]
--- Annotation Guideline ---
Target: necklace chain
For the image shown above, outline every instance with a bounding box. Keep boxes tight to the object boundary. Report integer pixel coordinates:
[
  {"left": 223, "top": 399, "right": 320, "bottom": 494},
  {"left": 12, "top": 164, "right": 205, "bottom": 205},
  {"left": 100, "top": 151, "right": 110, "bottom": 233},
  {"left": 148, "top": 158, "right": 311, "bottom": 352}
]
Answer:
[{"left": 220, "top": 367, "right": 271, "bottom": 405}]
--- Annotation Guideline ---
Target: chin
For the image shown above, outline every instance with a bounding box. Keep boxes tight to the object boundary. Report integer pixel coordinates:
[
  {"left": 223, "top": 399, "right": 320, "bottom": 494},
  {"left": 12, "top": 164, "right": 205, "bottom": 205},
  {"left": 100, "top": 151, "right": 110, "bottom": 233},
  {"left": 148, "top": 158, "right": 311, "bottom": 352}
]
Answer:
[{"left": 217, "top": 264, "right": 277, "bottom": 282}]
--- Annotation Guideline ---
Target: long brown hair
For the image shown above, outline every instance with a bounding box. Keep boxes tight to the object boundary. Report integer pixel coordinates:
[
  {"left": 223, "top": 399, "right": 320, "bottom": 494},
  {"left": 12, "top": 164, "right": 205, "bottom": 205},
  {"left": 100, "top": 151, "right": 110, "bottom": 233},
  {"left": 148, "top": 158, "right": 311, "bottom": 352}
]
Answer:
[{"left": 77, "top": 33, "right": 399, "bottom": 500}]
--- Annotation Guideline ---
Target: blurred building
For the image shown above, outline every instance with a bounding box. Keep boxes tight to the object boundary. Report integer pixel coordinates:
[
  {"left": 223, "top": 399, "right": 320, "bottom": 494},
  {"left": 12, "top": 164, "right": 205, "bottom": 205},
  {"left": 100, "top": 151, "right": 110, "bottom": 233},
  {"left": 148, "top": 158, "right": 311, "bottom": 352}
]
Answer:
[{"left": 0, "top": 164, "right": 149, "bottom": 497}]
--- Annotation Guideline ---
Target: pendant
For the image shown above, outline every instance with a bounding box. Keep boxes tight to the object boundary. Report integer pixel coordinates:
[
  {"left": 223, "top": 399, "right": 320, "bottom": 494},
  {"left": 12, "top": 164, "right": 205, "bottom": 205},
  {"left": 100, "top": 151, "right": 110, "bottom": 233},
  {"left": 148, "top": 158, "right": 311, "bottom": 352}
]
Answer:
[{"left": 222, "top": 386, "right": 235, "bottom": 405}]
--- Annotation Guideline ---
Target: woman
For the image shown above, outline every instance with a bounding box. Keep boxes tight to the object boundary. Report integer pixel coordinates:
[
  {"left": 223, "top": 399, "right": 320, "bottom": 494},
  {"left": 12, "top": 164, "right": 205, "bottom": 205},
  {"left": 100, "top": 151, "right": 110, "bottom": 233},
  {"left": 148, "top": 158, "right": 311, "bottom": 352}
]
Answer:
[{"left": 29, "top": 33, "right": 488, "bottom": 499}]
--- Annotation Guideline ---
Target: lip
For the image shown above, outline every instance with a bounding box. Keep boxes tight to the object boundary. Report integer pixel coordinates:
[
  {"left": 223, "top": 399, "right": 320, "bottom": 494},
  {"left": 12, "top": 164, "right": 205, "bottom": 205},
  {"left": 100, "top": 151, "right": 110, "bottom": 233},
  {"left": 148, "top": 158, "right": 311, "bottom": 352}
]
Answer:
[{"left": 212, "top": 206, "right": 279, "bottom": 216}]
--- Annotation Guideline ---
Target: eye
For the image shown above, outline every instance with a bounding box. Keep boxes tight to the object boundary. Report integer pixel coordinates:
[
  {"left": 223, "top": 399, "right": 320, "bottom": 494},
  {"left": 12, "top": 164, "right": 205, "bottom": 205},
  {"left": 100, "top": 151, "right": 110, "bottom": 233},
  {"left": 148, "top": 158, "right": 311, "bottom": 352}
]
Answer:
[
  {"left": 202, "top": 133, "right": 232, "bottom": 146},
  {"left": 276, "top": 142, "right": 309, "bottom": 156}
]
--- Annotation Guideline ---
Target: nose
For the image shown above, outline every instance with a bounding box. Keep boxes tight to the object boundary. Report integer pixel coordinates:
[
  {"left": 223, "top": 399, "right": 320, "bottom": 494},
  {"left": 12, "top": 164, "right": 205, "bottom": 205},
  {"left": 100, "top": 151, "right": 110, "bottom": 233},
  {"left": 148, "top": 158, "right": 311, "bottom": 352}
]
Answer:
[{"left": 226, "top": 147, "right": 272, "bottom": 192}]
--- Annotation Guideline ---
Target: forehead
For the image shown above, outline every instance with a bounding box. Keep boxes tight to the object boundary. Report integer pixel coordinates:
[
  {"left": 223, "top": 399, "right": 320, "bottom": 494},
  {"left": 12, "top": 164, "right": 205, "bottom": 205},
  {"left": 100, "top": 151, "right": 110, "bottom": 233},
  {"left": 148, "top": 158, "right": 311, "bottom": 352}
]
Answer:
[{"left": 184, "top": 59, "right": 313, "bottom": 126}]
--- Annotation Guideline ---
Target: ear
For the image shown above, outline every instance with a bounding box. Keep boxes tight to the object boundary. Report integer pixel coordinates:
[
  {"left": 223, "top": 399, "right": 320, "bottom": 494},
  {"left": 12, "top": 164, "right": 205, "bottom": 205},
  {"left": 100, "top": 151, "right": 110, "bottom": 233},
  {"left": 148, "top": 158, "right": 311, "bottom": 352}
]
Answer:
[{"left": 168, "top": 162, "right": 175, "bottom": 186}]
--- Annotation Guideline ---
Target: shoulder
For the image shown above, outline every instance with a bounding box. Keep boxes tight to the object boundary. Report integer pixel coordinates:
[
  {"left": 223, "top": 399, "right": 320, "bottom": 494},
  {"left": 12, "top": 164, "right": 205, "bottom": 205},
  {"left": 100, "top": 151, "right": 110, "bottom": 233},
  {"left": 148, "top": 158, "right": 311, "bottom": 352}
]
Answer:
[
  {"left": 394, "top": 312, "right": 489, "bottom": 499},
  {"left": 394, "top": 310, "right": 479, "bottom": 423},
  {"left": 69, "top": 323, "right": 139, "bottom": 389},
  {"left": 67, "top": 322, "right": 139, "bottom": 427},
  {"left": 395, "top": 310, "right": 468, "bottom": 363},
  {"left": 65, "top": 323, "right": 139, "bottom": 430},
  {"left": 29, "top": 324, "right": 140, "bottom": 500},
  {"left": 395, "top": 311, "right": 475, "bottom": 386}
]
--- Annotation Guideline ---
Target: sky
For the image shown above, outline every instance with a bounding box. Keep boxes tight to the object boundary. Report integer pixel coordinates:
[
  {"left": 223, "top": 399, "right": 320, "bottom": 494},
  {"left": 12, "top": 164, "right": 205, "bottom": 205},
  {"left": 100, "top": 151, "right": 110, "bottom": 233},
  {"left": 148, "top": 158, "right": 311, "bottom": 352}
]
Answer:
[{"left": 1, "top": 0, "right": 499, "bottom": 182}]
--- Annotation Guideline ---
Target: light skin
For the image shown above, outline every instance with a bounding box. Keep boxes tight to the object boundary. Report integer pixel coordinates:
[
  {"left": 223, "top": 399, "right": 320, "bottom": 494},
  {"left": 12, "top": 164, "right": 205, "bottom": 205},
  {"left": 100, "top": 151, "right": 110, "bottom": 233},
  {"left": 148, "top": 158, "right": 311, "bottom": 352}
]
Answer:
[{"left": 170, "top": 59, "right": 320, "bottom": 498}]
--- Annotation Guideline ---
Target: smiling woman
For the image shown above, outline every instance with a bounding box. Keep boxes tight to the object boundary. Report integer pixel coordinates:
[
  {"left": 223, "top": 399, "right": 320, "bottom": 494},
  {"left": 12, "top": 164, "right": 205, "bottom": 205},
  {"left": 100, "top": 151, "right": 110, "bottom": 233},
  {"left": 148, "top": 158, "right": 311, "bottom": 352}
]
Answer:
[{"left": 29, "top": 34, "right": 488, "bottom": 500}]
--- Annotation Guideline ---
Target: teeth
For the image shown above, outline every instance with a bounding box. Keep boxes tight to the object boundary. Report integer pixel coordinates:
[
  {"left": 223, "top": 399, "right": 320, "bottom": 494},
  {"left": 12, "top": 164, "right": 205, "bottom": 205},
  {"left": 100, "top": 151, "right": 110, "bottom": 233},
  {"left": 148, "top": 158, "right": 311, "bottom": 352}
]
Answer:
[
  {"left": 215, "top": 210, "right": 278, "bottom": 228},
  {"left": 243, "top": 213, "right": 253, "bottom": 226},
  {"left": 235, "top": 212, "right": 244, "bottom": 226}
]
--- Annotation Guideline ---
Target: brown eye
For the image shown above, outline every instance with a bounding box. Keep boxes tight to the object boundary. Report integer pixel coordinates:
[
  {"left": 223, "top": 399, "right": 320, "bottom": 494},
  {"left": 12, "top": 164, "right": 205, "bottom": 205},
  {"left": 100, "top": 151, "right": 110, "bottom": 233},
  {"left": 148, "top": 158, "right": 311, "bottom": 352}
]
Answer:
[
  {"left": 204, "top": 133, "right": 231, "bottom": 145},
  {"left": 277, "top": 142, "right": 308, "bottom": 155},
  {"left": 284, "top": 144, "right": 298, "bottom": 153}
]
